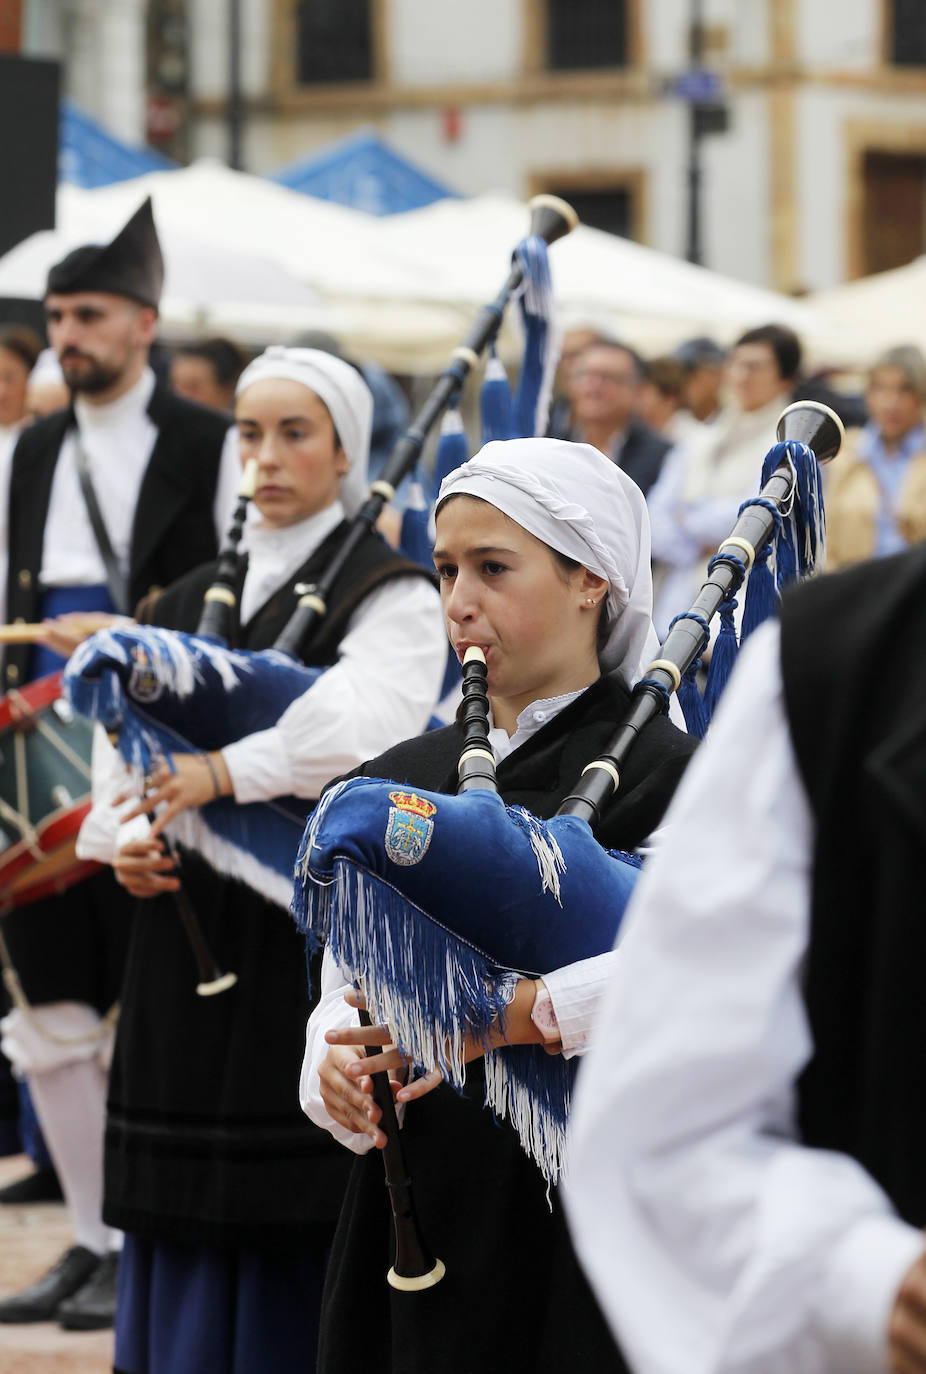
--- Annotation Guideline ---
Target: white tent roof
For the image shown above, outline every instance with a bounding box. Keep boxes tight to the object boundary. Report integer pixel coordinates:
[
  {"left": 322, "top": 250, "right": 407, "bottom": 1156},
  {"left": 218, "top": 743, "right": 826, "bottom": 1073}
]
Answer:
[
  {"left": 0, "top": 214, "right": 325, "bottom": 337},
  {"left": 806, "top": 257, "right": 926, "bottom": 368},
  {"left": 0, "top": 162, "right": 822, "bottom": 372},
  {"left": 375, "top": 194, "right": 816, "bottom": 339}
]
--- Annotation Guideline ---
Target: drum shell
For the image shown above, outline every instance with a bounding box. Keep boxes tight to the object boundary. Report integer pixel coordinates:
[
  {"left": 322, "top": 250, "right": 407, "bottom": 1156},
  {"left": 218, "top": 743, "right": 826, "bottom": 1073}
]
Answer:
[{"left": 0, "top": 671, "right": 100, "bottom": 910}]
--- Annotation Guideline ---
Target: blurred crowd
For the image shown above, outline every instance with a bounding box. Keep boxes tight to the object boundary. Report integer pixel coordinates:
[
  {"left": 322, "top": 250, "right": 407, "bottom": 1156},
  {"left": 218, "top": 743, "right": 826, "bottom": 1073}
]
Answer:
[{"left": 3, "top": 314, "right": 926, "bottom": 613}]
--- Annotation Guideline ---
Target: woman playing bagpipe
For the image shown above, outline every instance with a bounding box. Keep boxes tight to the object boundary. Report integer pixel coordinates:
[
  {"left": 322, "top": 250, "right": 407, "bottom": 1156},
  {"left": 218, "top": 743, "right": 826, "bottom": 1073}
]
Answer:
[
  {"left": 78, "top": 346, "right": 447, "bottom": 1374},
  {"left": 299, "top": 436, "right": 698, "bottom": 1374}
]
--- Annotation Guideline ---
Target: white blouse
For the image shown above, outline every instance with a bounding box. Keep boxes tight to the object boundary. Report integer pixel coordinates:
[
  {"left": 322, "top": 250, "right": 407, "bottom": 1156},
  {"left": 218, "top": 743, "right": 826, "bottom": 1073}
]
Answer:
[{"left": 81, "top": 511, "right": 447, "bottom": 854}]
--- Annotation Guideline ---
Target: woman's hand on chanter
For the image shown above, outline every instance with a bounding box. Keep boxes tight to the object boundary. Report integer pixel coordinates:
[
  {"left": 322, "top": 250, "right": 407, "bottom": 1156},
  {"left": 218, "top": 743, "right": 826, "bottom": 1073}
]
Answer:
[
  {"left": 113, "top": 837, "right": 180, "bottom": 899},
  {"left": 324, "top": 979, "right": 560, "bottom": 1115},
  {"left": 318, "top": 1032, "right": 406, "bottom": 1151},
  {"left": 118, "top": 752, "right": 233, "bottom": 834}
]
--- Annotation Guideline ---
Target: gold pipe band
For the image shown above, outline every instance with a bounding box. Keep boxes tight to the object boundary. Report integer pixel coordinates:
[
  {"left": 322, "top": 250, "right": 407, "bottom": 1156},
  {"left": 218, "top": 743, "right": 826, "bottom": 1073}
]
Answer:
[
  {"left": 203, "top": 587, "right": 237, "bottom": 607},
  {"left": 645, "top": 658, "right": 683, "bottom": 691},
  {"left": 369, "top": 479, "right": 395, "bottom": 501},
  {"left": 719, "top": 535, "right": 756, "bottom": 569},
  {"left": 298, "top": 593, "right": 327, "bottom": 614},
  {"left": 581, "top": 759, "right": 620, "bottom": 790},
  {"left": 451, "top": 346, "right": 479, "bottom": 370},
  {"left": 457, "top": 748, "right": 496, "bottom": 771}
]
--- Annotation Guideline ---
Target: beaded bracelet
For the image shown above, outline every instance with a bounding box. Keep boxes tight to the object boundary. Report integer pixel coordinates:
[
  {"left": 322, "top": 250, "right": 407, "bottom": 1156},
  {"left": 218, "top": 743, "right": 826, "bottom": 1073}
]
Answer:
[{"left": 200, "top": 752, "right": 222, "bottom": 799}]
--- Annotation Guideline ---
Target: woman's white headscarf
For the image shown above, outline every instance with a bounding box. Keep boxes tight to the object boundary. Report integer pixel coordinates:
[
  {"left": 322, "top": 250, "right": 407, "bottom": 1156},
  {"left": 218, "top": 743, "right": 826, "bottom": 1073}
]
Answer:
[
  {"left": 436, "top": 438, "right": 662, "bottom": 693},
  {"left": 235, "top": 346, "right": 373, "bottom": 517}
]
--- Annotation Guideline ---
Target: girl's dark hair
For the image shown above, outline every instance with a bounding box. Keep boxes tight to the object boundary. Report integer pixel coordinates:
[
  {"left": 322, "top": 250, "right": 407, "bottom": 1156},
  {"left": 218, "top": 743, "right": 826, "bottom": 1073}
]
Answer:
[
  {"left": 550, "top": 549, "right": 609, "bottom": 654},
  {"left": 0, "top": 325, "right": 42, "bottom": 374}
]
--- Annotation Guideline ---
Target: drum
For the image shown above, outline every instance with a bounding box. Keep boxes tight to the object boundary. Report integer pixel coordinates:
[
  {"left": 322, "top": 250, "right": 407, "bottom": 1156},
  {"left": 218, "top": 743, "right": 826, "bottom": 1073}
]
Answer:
[{"left": 0, "top": 672, "right": 100, "bottom": 907}]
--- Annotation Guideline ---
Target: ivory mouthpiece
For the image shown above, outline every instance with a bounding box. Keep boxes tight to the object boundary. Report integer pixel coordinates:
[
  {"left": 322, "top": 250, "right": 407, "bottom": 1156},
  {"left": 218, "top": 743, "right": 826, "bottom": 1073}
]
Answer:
[
  {"left": 239, "top": 458, "right": 259, "bottom": 499},
  {"left": 462, "top": 646, "right": 487, "bottom": 667}
]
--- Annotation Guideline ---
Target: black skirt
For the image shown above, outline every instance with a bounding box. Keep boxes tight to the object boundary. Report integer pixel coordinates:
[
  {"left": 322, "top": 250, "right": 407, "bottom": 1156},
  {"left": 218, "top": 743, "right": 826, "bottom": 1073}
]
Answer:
[
  {"left": 318, "top": 1066, "right": 629, "bottom": 1374},
  {"left": 104, "top": 851, "right": 351, "bottom": 1250}
]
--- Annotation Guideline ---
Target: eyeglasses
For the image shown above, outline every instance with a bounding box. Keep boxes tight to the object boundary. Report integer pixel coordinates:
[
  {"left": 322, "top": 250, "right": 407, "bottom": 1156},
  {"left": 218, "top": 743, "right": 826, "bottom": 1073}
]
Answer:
[{"left": 573, "top": 369, "right": 636, "bottom": 386}]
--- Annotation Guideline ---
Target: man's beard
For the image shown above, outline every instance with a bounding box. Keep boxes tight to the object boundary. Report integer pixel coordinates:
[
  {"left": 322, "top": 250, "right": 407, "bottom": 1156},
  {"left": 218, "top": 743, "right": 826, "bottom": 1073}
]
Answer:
[{"left": 59, "top": 353, "right": 123, "bottom": 395}]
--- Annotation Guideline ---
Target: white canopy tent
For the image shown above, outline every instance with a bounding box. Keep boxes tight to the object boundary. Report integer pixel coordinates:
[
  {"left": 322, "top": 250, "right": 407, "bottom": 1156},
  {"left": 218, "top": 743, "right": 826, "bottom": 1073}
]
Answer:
[
  {"left": 375, "top": 194, "right": 817, "bottom": 357},
  {"left": 0, "top": 161, "right": 821, "bottom": 372},
  {"left": 806, "top": 257, "right": 926, "bottom": 370},
  {"left": 0, "top": 211, "right": 326, "bottom": 340}
]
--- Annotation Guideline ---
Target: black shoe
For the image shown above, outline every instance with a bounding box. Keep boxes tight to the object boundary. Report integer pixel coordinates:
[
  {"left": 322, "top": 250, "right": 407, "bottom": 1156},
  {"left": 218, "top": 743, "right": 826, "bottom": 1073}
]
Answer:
[
  {"left": 0, "top": 1244, "right": 101, "bottom": 1323},
  {"left": 58, "top": 1251, "right": 118, "bottom": 1331},
  {"left": 0, "top": 1165, "right": 64, "bottom": 1205}
]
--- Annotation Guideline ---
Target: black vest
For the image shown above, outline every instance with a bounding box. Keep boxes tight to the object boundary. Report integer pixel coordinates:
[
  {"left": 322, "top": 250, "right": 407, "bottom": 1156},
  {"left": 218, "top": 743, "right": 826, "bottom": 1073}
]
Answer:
[
  {"left": 353, "top": 670, "right": 697, "bottom": 852},
  {"left": 145, "top": 518, "right": 436, "bottom": 663},
  {"left": 782, "top": 544, "right": 926, "bottom": 1225},
  {"left": 5, "top": 384, "right": 230, "bottom": 687},
  {"left": 103, "top": 522, "right": 436, "bottom": 1249}
]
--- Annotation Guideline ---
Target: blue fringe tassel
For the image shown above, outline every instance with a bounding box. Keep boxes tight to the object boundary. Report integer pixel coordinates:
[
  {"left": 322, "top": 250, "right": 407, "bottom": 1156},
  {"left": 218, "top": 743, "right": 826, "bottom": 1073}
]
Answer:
[
  {"left": 739, "top": 497, "right": 780, "bottom": 644},
  {"left": 758, "top": 439, "right": 825, "bottom": 586},
  {"left": 702, "top": 596, "right": 739, "bottom": 721},
  {"left": 292, "top": 846, "right": 573, "bottom": 1184},
  {"left": 433, "top": 405, "right": 470, "bottom": 494},
  {"left": 512, "top": 235, "right": 555, "bottom": 438},
  {"left": 480, "top": 349, "right": 514, "bottom": 442},
  {"left": 398, "top": 470, "right": 434, "bottom": 568},
  {"left": 668, "top": 611, "right": 709, "bottom": 739}
]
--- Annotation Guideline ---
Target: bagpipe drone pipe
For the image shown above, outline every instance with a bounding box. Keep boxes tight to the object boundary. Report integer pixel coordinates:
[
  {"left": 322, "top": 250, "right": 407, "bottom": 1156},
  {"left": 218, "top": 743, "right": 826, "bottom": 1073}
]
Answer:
[
  {"left": 291, "top": 400, "right": 845, "bottom": 1195},
  {"left": 61, "top": 194, "right": 580, "bottom": 910}
]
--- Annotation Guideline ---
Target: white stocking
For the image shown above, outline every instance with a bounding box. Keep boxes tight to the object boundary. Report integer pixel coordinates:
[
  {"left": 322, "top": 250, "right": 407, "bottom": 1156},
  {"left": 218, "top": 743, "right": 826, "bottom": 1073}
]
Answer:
[
  {"left": 27, "top": 1059, "right": 121, "bottom": 1256},
  {"left": 1, "top": 1003, "right": 121, "bottom": 1257}
]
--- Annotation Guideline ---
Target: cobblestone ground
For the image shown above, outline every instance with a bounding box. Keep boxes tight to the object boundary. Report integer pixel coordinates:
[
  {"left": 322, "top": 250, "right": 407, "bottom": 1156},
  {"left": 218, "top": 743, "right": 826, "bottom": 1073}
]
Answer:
[{"left": 0, "top": 1155, "right": 113, "bottom": 1372}]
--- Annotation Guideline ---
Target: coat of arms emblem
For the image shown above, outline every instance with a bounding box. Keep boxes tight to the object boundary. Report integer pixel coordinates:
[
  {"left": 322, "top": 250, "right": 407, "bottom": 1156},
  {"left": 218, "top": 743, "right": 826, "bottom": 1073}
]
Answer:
[{"left": 384, "top": 790, "right": 437, "bottom": 866}]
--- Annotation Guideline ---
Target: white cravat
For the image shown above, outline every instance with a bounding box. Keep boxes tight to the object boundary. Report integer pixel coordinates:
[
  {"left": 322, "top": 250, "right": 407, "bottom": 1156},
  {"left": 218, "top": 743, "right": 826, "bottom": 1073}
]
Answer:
[
  {"left": 238, "top": 504, "right": 344, "bottom": 627},
  {"left": 488, "top": 686, "right": 587, "bottom": 766},
  {"left": 40, "top": 369, "right": 158, "bottom": 588}
]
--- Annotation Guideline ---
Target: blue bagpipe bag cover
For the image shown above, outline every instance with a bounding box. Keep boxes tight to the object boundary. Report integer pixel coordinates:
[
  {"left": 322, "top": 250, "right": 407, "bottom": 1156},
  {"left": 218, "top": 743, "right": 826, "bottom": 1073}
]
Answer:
[
  {"left": 64, "top": 624, "right": 321, "bottom": 907},
  {"left": 293, "top": 776, "right": 640, "bottom": 1182}
]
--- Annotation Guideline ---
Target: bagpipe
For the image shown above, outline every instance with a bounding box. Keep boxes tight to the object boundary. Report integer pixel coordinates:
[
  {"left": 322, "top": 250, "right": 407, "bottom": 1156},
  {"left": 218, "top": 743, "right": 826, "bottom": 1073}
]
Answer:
[
  {"left": 59, "top": 196, "right": 579, "bottom": 986},
  {"left": 291, "top": 401, "right": 844, "bottom": 1287}
]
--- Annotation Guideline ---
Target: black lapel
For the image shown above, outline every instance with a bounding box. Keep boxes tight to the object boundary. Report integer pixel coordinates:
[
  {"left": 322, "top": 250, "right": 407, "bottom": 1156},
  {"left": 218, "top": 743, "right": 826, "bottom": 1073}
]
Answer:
[
  {"left": 866, "top": 700, "right": 926, "bottom": 848},
  {"left": 128, "top": 385, "right": 199, "bottom": 583},
  {"left": 8, "top": 409, "right": 73, "bottom": 609}
]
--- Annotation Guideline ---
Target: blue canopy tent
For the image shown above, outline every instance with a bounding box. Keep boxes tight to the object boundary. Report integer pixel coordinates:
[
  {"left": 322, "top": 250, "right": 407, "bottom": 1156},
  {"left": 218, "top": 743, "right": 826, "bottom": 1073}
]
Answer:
[
  {"left": 59, "top": 100, "right": 176, "bottom": 188},
  {"left": 269, "top": 128, "right": 457, "bottom": 215}
]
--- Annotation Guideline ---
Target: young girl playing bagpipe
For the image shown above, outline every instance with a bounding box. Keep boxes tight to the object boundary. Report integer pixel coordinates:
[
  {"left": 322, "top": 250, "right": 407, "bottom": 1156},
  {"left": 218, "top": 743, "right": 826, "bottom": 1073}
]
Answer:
[
  {"left": 77, "top": 346, "right": 448, "bottom": 1374},
  {"left": 300, "top": 437, "right": 697, "bottom": 1374}
]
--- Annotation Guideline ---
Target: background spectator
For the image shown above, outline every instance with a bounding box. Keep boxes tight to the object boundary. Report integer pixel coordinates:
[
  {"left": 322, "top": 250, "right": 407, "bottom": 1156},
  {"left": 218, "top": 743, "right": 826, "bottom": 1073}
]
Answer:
[
  {"left": 0, "top": 325, "right": 42, "bottom": 463},
  {"left": 636, "top": 355, "right": 703, "bottom": 444},
  {"left": 648, "top": 323, "right": 802, "bottom": 635},
  {"left": 169, "top": 337, "right": 250, "bottom": 413},
  {"left": 567, "top": 339, "right": 671, "bottom": 496},
  {"left": 824, "top": 343, "right": 926, "bottom": 570},
  {"left": 672, "top": 336, "right": 727, "bottom": 425}
]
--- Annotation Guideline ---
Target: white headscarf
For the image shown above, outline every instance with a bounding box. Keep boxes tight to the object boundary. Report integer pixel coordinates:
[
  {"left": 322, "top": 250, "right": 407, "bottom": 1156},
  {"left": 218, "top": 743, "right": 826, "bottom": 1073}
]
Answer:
[
  {"left": 437, "top": 438, "right": 662, "bottom": 692},
  {"left": 235, "top": 346, "right": 373, "bottom": 517}
]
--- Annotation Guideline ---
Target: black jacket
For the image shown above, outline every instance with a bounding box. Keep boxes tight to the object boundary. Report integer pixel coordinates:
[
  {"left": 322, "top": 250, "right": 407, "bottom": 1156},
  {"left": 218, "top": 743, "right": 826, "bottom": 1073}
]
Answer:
[
  {"left": 612, "top": 416, "right": 672, "bottom": 497},
  {"left": 5, "top": 383, "right": 231, "bottom": 687},
  {"left": 782, "top": 543, "right": 926, "bottom": 1226}
]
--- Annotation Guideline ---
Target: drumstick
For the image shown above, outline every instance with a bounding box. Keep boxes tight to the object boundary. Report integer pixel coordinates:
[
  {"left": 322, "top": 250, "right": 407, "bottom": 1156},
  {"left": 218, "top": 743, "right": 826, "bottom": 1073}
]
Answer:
[
  {"left": 0, "top": 613, "right": 128, "bottom": 646},
  {"left": 0, "top": 623, "right": 50, "bottom": 645}
]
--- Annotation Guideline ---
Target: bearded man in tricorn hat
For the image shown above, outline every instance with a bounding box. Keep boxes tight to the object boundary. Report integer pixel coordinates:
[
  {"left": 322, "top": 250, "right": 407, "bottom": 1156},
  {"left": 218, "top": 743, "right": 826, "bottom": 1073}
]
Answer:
[{"left": 0, "top": 199, "right": 240, "bottom": 1329}]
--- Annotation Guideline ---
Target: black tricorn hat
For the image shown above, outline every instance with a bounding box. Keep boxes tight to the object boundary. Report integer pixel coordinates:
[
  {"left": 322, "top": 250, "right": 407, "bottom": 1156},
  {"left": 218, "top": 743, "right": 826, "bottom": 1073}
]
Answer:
[{"left": 45, "top": 198, "right": 164, "bottom": 309}]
